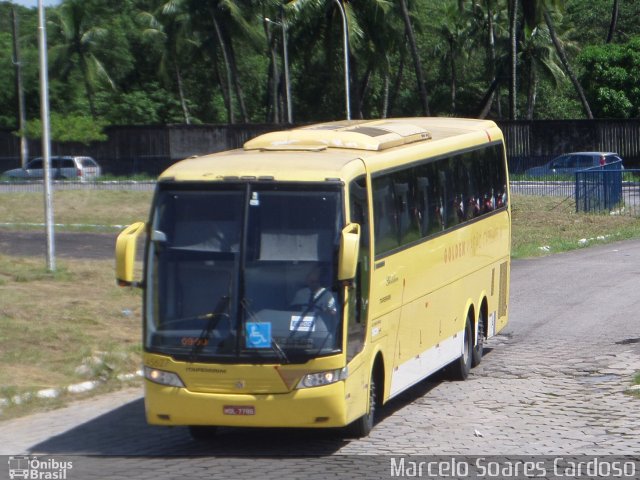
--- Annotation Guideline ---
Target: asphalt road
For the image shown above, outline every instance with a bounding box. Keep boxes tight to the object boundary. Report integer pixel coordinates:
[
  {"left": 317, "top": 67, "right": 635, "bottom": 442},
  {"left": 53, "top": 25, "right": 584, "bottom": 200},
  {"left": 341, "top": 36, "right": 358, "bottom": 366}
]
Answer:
[
  {"left": 0, "top": 230, "right": 118, "bottom": 260},
  {"left": 1, "top": 233, "right": 639, "bottom": 479}
]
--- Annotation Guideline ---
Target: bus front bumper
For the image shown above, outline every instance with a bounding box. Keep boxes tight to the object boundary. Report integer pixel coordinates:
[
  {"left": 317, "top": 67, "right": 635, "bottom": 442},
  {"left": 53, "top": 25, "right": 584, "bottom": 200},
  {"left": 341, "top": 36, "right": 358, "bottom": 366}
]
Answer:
[{"left": 144, "top": 380, "right": 348, "bottom": 428}]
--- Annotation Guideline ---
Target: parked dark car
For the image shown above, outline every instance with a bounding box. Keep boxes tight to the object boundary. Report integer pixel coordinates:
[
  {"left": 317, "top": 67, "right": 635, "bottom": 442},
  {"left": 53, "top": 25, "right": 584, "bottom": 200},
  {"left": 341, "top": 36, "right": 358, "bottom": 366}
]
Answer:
[
  {"left": 525, "top": 152, "right": 624, "bottom": 176},
  {"left": 2, "top": 156, "right": 102, "bottom": 181}
]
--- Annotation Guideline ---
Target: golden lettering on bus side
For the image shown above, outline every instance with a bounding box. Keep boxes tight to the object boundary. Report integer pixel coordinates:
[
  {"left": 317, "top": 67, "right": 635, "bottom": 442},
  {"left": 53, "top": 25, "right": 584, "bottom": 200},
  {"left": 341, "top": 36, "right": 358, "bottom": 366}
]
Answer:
[
  {"left": 445, "top": 226, "right": 503, "bottom": 264},
  {"left": 385, "top": 274, "right": 399, "bottom": 286},
  {"left": 443, "top": 241, "right": 466, "bottom": 264}
]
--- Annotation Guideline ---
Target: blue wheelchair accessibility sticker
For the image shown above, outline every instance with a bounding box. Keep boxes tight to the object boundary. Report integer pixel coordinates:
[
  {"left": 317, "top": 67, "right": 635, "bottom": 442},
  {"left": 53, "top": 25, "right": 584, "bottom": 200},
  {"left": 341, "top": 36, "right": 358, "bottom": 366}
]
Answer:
[{"left": 245, "top": 322, "right": 271, "bottom": 349}]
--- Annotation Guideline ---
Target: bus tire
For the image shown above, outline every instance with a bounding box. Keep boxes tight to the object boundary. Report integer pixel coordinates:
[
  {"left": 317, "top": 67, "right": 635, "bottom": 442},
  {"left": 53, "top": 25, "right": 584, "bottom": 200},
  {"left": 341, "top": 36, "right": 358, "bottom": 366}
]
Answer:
[
  {"left": 188, "top": 426, "right": 218, "bottom": 441},
  {"left": 346, "top": 374, "right": 377, "bottom": 438},
  {"left": 472, "top": 309, "right": 485, "bottom": 367},
  {"left": 450, "top": 315, "right": 473, "bottom": 380}
]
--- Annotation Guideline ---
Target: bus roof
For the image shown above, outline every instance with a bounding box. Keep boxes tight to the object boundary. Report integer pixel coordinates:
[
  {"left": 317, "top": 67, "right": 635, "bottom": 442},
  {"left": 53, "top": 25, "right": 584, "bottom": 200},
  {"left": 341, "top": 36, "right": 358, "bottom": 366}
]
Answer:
[{"left": 160, "top": 117, "right": 502, "bottom": 182}]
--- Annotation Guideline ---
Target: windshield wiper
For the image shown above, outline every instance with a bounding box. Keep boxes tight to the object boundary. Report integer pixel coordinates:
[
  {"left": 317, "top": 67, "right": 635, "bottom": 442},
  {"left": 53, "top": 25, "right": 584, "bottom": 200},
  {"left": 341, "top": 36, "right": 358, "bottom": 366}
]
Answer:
[
  {"left": 159, "top": 312, "right": 227, "bottom": 328},
  {"left": 241, "top": 298, "right": 290, "bottom": 364},
  {"left": 189, "top": 295, "right": 230, "bottom": 362}
]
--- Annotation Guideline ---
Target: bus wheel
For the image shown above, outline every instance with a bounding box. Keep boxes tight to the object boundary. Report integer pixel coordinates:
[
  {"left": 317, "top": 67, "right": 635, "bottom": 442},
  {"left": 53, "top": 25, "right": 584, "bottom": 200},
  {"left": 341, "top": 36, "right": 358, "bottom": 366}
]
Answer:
[
  {"left": 472, "top": 310, "right": 485, "bottom": 367},
  {"left": 188, "top": 426, "right": 218, "bottom": 441},
  {"left": 450, "top": 315, "right": 473, "bottom": 380},
  {"left": 346, "top": 375, "right": 377, "bottom": 438}
]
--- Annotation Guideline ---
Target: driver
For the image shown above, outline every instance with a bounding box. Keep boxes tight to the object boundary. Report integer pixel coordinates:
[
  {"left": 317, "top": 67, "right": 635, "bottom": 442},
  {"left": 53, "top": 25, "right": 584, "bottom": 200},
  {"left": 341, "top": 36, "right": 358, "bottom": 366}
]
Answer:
[{"left": 290, "top": 266, "right": 338, "bottom": 319}]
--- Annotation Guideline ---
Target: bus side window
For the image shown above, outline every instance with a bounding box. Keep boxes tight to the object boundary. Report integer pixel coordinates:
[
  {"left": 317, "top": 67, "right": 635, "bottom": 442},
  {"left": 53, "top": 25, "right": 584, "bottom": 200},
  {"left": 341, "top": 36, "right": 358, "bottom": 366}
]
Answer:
[
  {"left": 415, "top": 163, "right": 443, "bottom": 237},
  {"left": 393, "top": 175, "right": 421, "bottom": 246},
  {"left": 393, "top": 181, "right": 410, "bottom": 244},
  {"left": 372, "top": 176, "right": 399, "bottom": 255},
  {"left": 416, "top": 177, "right": 430, "bottom": 237}
]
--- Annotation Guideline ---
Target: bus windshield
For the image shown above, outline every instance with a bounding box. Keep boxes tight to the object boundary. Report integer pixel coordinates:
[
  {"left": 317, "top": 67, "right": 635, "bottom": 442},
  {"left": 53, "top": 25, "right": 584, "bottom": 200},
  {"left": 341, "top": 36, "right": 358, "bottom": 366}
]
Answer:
[{"left": 145, "top": 183, "right": 344, "bottom": 363}]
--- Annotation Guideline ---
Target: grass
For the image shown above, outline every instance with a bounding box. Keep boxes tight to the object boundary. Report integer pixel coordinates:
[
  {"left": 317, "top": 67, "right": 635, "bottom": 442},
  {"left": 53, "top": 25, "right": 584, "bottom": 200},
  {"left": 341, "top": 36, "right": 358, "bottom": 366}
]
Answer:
[
  {"left": 0, "top": 190, "right": 152, "bottom": 229},
  {"left": 629, "top": 372, "right": 640, "bottom": 398},
  {"left": 1, "top": 190, "right": 640, "bottom": 419},
  {"left": 511, "top": 194, "right": 640, "bottom": 258},
  {"left": 0, "top": 255, "right": 142, "bottom": 419}
]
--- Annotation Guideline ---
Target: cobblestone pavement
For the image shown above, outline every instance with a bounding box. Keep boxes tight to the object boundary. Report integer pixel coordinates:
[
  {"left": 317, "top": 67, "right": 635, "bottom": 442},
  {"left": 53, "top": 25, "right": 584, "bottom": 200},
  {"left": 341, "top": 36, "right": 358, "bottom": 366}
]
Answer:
[{"left": 1, "top": 240, "right": 639, "bottom": 479}]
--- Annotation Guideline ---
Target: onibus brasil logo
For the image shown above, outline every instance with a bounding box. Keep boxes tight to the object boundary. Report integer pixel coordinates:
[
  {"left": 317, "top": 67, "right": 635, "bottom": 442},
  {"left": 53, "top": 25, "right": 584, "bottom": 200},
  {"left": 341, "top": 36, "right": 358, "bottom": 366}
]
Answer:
[{"left": 8, "top": 456, "right": 73, "bottom": 479}]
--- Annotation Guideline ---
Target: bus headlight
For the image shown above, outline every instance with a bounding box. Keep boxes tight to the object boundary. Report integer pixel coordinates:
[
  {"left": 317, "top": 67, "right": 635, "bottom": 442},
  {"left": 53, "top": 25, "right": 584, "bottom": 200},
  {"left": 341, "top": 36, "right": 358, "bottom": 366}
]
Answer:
[
  {"left": 297, "top": 368, "right": 348, "bottom": 389},
  {"left": 144, "top": 366, "right": 185, "bottom": 388}
]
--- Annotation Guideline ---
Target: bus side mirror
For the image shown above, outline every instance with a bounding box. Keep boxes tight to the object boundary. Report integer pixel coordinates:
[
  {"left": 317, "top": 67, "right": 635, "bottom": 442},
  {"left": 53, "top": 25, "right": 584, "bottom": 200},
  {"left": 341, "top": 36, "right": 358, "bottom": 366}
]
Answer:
[
  {"left": 338, "top": 223, "right": 360, "bottom": 281},
  {"left": 115, "top": 221, "right": 146, "bottom": 287}
]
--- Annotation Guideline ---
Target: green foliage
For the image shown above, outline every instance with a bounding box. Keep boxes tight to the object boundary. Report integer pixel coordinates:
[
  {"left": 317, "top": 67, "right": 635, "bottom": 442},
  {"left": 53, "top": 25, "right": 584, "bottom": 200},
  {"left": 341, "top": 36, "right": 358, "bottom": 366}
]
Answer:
[
  {"left": 579, "top": 37, "right": 640, "bottom": 118},
  {"left": 94, "top": 84, "right": 186, "bottom": 124},
  {"left": 23, "top": 113, "right": 107, "bottom": 144},
  {"left": 0, "top": 0, "right": 639, "bottom": 129}
]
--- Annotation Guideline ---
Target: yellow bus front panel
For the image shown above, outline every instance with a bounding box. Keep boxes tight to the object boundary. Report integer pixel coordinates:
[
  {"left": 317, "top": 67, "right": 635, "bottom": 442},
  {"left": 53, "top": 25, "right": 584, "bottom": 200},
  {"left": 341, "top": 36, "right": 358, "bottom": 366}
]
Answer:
[{"left": 144, "top": 379, "right": 349, "bottom": 428}]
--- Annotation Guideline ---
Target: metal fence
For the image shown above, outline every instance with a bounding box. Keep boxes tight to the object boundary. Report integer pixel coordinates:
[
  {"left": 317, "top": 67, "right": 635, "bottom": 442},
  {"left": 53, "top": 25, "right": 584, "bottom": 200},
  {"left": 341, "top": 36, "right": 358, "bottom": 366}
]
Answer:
[
  {"left": 0, "top": 180, "right": 155, "bottom": 193},
  {"left": 576, "top": 164, "right": 640, "bottom": 215},
  {"left": 3, "top": 168, "right": 640, "bottom": 217},
  {"left": 510, "top": 178, "right": 576, "bottom": 198}
]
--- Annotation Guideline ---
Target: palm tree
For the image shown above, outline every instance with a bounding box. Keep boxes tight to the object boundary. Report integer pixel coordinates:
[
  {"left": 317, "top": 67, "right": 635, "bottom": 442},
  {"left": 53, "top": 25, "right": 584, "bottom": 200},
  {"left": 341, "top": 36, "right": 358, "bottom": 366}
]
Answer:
[
  {"left": 49, "top": 0, "right": 115, "bottom": 118},
  {"left": 138, "top": 0, "right": 194, "bottom": 124},
  {"left": 432, "top": 1, "right": 475, "bottom": 115},
  {"left": 508, "top": 0, "right": 518, "bottom": 119},
  {"left": 349, "top": 0, "right": 404, "bottom": 118},
  {"left": 286, "top": 0, "right": 360, "bottom": 120},
  {"left": 474, "top": 0, "right": 508, "bottom": 118},
  {"left": 606, "top": 0, "right": 619, "bottom": 44},
  {"left": 185, "top": 0, "right": 261, "bottom": 123},
  {"left": 398, "top": 0, "right": 430, "bottom": 115},
  {"left": 516, "top": 0, "right": 593, "bottom": 119},
  {"left": 518, "top": 23, "right": 564, "bottom": 119},
  {"left": 541, "top": 7, "right": 594, "bottom": 119},
  {"left": 261, "top": 0, "right": 294, "bottom": 123}
]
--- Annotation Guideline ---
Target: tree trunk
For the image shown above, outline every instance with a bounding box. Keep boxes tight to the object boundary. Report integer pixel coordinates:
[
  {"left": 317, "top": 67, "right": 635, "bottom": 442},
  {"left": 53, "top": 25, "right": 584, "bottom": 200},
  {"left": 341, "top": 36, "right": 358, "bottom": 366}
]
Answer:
[
  {"left": 450, "top": 39, "right": 456, "bottom": 115},
  {"left": 79, "top": 53, "right": 97, "bottom": 118},
  {"left": 357, "top": 61, "right": 373, "bottom": 120},
  {"left": 226, "top": 35, "right": 250, "bottom": 123},
  {"left": 486, "top": 0, "right": 498, "bottom": 117},
  {"left": 526, "top": 65, "right": 537, "bottom": 120},
  {"left": 381, "top": 69, "right": 390, "bottom": 119},
  {"left": 509, "top": 0, "right": 518, "bottom": 120},
  {"left": 606, "top": 0, "right": 619, "bottom": 43},
  {"left": 210, "top": 8, "right": 235, "bottom": 123},
  {"left": 388, "top": 47, "right": 406, "bottom": 116},
  {"left": 11, "top": 7, "right": 28, "bottom": 167},
  {"left": 478, "top": 77, "right": 500, "bottom": 118},
  {"left": 398, "top": 0, "right": 430, "bottom": 115},
  {"left": 544, "top": 9, "right": 594, "bottom": 119},
  {"left": 173, "top": 59, "right": 191, "bottom": 124},
  {"left": 265, "top": 21, "right": 280, "bottom": 123}
]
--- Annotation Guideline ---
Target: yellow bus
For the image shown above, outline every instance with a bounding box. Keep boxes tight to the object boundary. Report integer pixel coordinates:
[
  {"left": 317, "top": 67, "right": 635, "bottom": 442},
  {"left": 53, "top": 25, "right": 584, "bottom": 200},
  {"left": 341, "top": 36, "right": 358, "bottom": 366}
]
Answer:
[{"left": 116, "top": 117, "right": 510, "bottom": 439}]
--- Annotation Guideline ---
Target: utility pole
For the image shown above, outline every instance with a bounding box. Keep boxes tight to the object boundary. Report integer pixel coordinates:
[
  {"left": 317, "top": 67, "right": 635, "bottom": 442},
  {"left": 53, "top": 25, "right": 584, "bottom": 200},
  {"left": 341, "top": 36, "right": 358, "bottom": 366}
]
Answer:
[
  {"left": 38, "top": 0, "right": 56, "bottom": 272},
  {"left": 11, "top": 7, "right": 29, "bottom": 169}
]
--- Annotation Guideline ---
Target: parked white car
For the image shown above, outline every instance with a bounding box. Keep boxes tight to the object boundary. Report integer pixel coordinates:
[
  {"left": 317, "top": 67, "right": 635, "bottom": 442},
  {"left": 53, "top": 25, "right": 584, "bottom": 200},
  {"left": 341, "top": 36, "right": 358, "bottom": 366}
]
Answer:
[{"left": 2, "top": 156, "right": 102, "bottom": 181}]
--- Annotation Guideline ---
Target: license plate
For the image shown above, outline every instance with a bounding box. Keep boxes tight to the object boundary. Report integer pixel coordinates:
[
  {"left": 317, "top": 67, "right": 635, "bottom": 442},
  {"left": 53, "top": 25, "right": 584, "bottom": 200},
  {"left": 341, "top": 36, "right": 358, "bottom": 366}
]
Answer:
[{"left": 223, "top": 405, "right": 255, "bottom": 415}]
